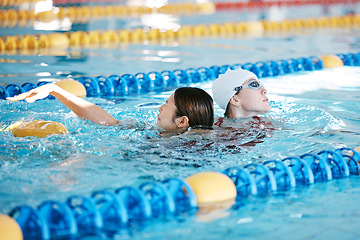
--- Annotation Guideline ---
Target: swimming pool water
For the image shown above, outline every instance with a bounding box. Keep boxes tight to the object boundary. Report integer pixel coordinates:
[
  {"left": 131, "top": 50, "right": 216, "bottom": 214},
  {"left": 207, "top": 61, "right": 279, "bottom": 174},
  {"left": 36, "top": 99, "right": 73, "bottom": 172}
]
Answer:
[
  {"left": 1, "top": 66, "right": 360, "bottom": 239},
  {"left": 1, "top": 1, "right": 360, "bottom": 239}
]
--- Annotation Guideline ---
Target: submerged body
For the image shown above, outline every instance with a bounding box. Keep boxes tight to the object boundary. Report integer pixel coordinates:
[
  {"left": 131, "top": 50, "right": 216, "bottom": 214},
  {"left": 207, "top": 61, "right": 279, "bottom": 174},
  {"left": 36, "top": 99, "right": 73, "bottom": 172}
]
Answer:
[{"left": 153, "top": 116, "right": 277, "bottom": 155}]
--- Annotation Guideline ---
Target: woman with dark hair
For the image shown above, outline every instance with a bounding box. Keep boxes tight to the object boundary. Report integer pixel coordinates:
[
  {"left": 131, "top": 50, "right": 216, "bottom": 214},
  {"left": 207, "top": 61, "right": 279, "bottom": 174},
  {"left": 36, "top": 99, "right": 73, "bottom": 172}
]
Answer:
[
  {"left": 157, "top": 87, "right": 214, "bottom": 132},
  {"left": 7, "top": 83, "right": 214, "bottom": 133}
]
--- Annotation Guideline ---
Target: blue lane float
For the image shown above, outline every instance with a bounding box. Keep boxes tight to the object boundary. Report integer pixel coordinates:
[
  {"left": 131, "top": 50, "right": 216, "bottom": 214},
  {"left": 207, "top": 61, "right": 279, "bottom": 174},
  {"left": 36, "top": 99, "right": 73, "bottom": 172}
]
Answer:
[
  {"left": 1, "top": 52, "right": 359, "bottom": 100},
  {"left": 8, "top": 147, "right": 360, "bottom": 240}
]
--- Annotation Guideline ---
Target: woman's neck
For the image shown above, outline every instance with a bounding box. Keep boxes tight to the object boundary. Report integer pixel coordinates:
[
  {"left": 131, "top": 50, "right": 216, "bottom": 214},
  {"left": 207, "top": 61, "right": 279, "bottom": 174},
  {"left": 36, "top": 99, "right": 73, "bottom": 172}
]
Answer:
[{"left": 227, "top": 108, "right": 257, "bottom": 119}]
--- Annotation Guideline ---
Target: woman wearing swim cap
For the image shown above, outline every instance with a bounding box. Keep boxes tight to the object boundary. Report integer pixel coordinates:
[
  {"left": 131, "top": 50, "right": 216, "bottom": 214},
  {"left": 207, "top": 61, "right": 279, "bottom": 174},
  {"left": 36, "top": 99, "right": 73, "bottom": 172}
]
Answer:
[
  {"left": 212, "top": 68, "right": 271, "bottom": 119},
  {"left": 7, "top": 83, "right": 214, "bottom": 133},
  {"left": 211, "top": 68, "right": 274, "bottom": 148}
]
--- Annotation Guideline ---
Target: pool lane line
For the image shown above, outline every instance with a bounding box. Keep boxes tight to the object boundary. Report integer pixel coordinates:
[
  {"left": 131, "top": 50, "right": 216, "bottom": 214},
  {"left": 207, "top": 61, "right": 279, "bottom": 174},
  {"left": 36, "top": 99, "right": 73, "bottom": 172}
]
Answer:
[
  {"left": 0, "top": 2, "right": 215, "bottom": 28},
  {"left": 215, "top": 0, "right": 360, "bottom": 10},
  {"left": 0, "top": 14, "right": 359, "bottom": 52},
  {"left": 1, "top": 52, "right": 358, "bottom": 99},
  {"left": 6, "top": 147, "right": 360, "bottom": 239}
]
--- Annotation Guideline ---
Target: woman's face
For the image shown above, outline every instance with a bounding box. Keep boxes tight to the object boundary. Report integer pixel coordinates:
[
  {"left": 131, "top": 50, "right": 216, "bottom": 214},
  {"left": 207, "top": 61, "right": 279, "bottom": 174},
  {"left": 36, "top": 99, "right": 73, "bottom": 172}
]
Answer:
[
  {"left": 157, "top": 93, "right": 181, "bottom": 132},
  {"left": 236, "top": 78, "right": 271, "bottom": 116}
]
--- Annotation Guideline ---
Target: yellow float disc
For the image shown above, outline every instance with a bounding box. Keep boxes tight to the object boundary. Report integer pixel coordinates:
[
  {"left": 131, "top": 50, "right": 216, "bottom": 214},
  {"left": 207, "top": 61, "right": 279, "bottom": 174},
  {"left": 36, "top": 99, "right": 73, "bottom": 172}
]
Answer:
[
  {"left": 0, "top": 214, "right": 23, "bottom": 240},
  {"left": 321, "top": 55, "right": 344, "bottom": 68},
  {"left": 185, "top": 172, "right": 237, "bottom": 204},
  {"left": 147, "top": 29, "right": 160, "bottom": 41},
  {"left": 176, "top": 26, "right": 192, "bottom": 38},
  {"left": 354, "top": 146, "right": 360, "bottom": 152},
  {"left": 192, "top": 25, "right": 209, "bottom": 37},
  {"left": 197, "top": 2, "right": 215, "bottom": 14},
  {"left": 350, "top": 146, "right": 360, "bottom": 157},
  {"left": 244, "top": 21, "right": 264, "bottom": 36},
  {"left": 119, "top": 30, "right": 130, "bottom": 43},
  {"left": 18, "top": 35, "right": 39, "bottom": 50},
  {"left": 10, "top": 120, "right": 68, "bottom": 138},
  {"left": 0, "top": 38, "right": 6, "bottom": 52},
  {"left": 36, "top": 9, "right": 57, "bottom": 23},
  {"left": 48, "top": 33, "right": 70, "bottom": 48},
  {"left": 100, "top": 30, "right": 119, "bottom": 43},
  {"left": 88, "top": 31, "right": 100, "bottom": 45},
  {"left": 55, "top": 79, "right": 86, "bottom": 98}
]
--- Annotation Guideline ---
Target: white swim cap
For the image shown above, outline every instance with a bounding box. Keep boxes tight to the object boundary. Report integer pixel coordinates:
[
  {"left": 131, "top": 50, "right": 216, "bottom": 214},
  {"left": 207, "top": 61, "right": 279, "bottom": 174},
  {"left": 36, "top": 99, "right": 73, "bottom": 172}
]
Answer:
[{"left": 211, "top": 68, "right": 258, "bottom": 110}]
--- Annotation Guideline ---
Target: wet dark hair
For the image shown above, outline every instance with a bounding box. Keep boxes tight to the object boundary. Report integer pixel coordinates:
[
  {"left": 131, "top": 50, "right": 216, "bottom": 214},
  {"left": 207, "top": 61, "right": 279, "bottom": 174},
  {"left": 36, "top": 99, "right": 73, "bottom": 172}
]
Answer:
[{"left": 174, "top": 87, "right": 214, "bottom": 128}]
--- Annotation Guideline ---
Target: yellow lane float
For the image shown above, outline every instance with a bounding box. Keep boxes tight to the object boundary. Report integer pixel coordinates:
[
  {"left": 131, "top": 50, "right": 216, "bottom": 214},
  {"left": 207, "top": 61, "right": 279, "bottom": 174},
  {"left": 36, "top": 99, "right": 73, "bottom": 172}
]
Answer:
[
  {"left": 0, "top": 214, "right": 23, "bottom": 240},
  {"left": 18, "top": 35, "right": 39, "bottom": 50},
  {"left": 355, "top": 146, "right": 360, "bottom": 153},
  {"left": 350, "top": 146, "right": 360, "bottom": 159},
  {"left": 36, "top": 9, "right": 58, "bottom": 23},
  {"left": 6, "top": 120, "right": 68, "bottom": 138},
  {"left": 88, "top": 31, "right": 101, "bottom": 46},
  {"left": 55, "top": 79, "right": 87, "bottom": 98},
  {"left": 347, "top": 146, "right": 360, "bottom": 169},
  {"left": 186, "top": 171, "right": 237, "bottom": 221},
  {"left": 245, "top": 21, "right": 264, "bottom": 35},
  {"left": 47, "top": 33, "right": 70, "bottom": 49},
  {"left": 4, "top": 36, "right": 18, "bottom": 51},
  {"left": 147, "top": 29, "right": 160, "bottom": 42},
  {"left": 185, "top": 171, "right": 236, "bottom": 204},
  {"left": 176, "top": 26, "right": 192, "bottom": 38},
  {"left": 197, "top": 2, "right": 215, "bottom": 14},
  {"left": 321, "top": 55, "right": 344, "bottom": 68},
  {"left": 69, "top": 31, "right": 90, "bottom": 47},
  {"left": 119, "top": 30, "right": 130, "bottom": 43},
  {"left": 0, "top": 38, "right": 5, "bottom": 52},
  {"left": 0, "top": 14, "right": 359, "bottom": 50},
  {"left": 192, "top": 25, "right": 209, "bottom": 37},
  {"left": 100, "top": 30, "right": 119, "bottom": 44}
]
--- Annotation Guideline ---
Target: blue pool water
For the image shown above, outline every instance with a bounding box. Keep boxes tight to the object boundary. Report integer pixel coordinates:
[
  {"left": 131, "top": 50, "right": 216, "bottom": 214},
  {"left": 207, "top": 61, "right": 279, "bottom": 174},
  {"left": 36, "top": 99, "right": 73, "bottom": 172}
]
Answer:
[
  {"left": 1, "top": 67, "right": 360, "bottom": 239},
  {"left": 1, "top": 2, "right": 360, "bottom": 239}
]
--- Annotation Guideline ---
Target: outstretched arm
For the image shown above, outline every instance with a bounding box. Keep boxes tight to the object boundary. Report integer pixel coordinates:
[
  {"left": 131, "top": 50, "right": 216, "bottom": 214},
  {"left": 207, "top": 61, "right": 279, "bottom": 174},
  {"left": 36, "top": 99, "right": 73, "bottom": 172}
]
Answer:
[{"left": 7, "top": 84, "right": 120, "bottom": 126}]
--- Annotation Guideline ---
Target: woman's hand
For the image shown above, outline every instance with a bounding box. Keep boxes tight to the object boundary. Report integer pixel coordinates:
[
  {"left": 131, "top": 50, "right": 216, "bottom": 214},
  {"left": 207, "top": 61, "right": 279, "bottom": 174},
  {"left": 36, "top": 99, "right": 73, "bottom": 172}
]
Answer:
[{"left": 7, "top": 84, "right": 56, "bottom": 103}]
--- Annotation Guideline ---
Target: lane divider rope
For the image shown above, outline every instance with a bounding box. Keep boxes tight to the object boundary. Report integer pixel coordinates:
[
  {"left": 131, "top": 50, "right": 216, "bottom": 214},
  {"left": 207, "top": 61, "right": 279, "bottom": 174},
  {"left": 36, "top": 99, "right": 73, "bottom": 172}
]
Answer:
[
  {"left": 0, "top": 14, "right": 359, "bottom": 51},
  {"left": 2, "top": 0, "right": 355, "bottom": 9},
  {"left": 7, "top": 147, "right": 360, "bottom": 239},
  {"left": 1, "top": 52, "right": 359, "bottom": 99},
  {"left": 0, "top": 2, "right": 215, "bottom": 28},
  {"left": 215, "top": 0, "right": 360, "bottom": 10}
]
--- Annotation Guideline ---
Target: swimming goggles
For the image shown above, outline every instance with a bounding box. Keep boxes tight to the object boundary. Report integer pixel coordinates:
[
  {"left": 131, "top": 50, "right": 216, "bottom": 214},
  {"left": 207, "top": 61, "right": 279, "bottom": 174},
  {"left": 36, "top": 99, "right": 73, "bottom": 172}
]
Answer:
[{"left": 234, "top": 79, "right": 264, "bottom": 92}]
